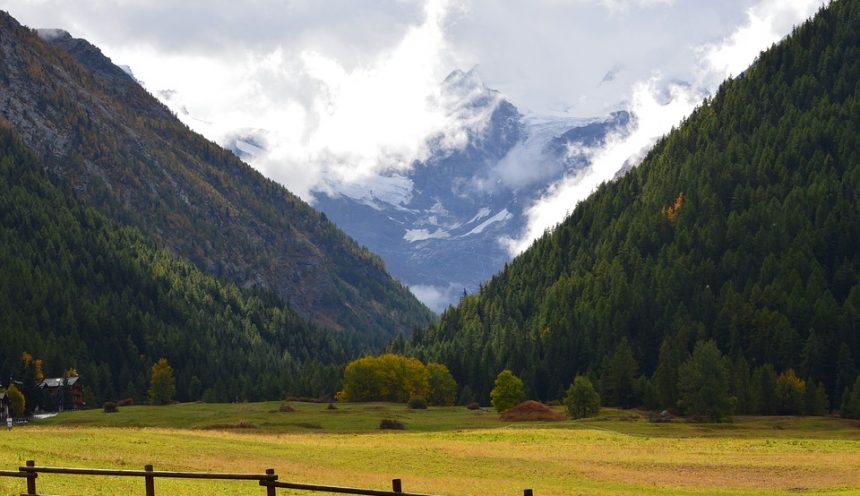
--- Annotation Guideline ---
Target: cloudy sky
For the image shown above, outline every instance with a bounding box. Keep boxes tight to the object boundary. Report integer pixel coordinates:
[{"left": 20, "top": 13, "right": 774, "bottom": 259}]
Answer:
[{"left": 5, "top": 0, "right": 825, "bottom": 256}]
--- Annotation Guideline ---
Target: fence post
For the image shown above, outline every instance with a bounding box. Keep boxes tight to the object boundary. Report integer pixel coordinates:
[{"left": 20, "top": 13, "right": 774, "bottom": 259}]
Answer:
[
  {"left": 524, "top": 489, "right": 533, "bottom": 496},
  {"left": 25, "top": 460, "right": 37, "bottom": 496},
  {"left": 392, "top": 479, "right": 402, "bottom": 493},
  {"left": 144, "top": 464, "right": 155, "bottom": 496},
  {"left": 265, "top": 469, "right": 276, "bottom": 496}
]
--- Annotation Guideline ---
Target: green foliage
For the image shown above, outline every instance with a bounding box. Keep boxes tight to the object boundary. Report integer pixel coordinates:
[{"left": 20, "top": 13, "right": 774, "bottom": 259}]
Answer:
[
  {"left": 678, "top": 340, "right": 735, "bottom": 422},
  {"left": 490, "top": 370, "right": 525, "bottom": 412},
  {"left": 803, "top": 380, "right": 829, "bottom": 416},
  {"left": 426, "top": 363, "right": 457, "bottom": 406},
  {"left": 564, "top": 375, "right": 601, "bottom": 419},
  {"left": 103, "top": 401, "right": 118, "bottom": 413},
  {"left": 339, "top": 354, "right": 430, "bottom": 403},
  {"left": 0, "top": 128, "right": 345, "bottom": 404},
  {"left": 654, "top": 336, "right": 685, "bottom": 410},
  {"left": 5, "top": 385, "right": 25, "bottom": 418},
  {"left": 601, "top": 338, "right": 640, "bottom": 408},
  {"left": 840, "top": 375, "right": 860, "bottom": 419},
  {"left": 775, "top": 369, "right": 805, "bottom": 415},
  {"left": 751, "top": 364, "right": 778, "bottom": 415},
  {"left": 413, "top": 0, "right": 860, "bottom": 408},
  {"left": 148, "top": 358, "right": 176, "bottom": 406}
]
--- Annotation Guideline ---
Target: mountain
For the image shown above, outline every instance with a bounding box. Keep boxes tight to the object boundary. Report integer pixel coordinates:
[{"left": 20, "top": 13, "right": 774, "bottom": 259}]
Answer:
[
  {"left": 411, "top": 0, "right": 860, "bottom": 406},
  {"left": 310, "top": 68, "right": 629, "bottom": 311},
  {"left": 0, "top": 127, "right": 345, "bottom": 406},
  {"left": 0, "top": 13, "right": 432, "bottom": 338}
]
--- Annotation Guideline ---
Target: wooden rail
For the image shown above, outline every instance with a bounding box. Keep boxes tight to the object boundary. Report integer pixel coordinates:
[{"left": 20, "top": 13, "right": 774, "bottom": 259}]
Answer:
[{"left": 0, "top": 460, "right": 534, "bottom": 496}]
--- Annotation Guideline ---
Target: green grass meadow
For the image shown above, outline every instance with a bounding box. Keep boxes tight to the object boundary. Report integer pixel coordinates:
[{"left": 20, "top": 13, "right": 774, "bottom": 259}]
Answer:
[{"left": 2, "top": 402, "right": 860, "bottom": 496}]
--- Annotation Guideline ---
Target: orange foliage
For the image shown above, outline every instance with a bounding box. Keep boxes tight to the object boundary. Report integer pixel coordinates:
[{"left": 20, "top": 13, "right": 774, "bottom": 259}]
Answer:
[{"left": 661, "top": 192, "right": 685, "bottom": 224}]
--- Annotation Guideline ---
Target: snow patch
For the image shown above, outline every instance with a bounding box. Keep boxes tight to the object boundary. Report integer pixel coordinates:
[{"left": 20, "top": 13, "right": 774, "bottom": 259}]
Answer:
[
  {"left": 404, "top": 228, "right": 450, "bottom": 242},
  {"left": 463, "top": 209, "right": 512, "bottom": 236},
  {"left": 466, "top": 207, "right": 492, "bottom": 225}
]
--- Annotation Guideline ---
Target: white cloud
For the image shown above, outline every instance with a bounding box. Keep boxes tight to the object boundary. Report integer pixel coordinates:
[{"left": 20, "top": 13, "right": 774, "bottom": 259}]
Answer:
[
  {"left": 409, "top": 284, "right": 465, "bottom": 313},
  {"left": 596, "top": 0, "right": 675, "bottom": 14},
  {"left": 502, "top": 77, "right": 702, "bottom": 254},
  {"left": 701, "top": 0, "right": 827, "bottom": 81},
  {"left": 503, "top": 0, "right": 825, "bottom": 255}
]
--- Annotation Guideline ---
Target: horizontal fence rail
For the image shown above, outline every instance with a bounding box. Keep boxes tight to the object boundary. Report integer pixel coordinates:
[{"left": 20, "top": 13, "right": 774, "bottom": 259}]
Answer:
[{"left": 0, "top": 461, "right": 534, "bottom": 496}]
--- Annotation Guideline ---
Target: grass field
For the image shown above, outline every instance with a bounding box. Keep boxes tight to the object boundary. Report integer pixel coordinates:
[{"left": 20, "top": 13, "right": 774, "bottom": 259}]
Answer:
[{"left": 2, "top": 402, "right": 860, "bottom": 496}]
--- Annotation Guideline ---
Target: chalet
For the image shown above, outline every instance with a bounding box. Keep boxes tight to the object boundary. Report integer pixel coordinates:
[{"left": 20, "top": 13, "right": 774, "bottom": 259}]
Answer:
[{"left": 38, "top": 376, "right": 84, "bottom": 411}]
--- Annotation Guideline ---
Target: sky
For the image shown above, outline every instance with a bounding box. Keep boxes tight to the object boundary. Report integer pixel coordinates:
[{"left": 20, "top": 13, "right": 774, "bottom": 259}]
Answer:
[{"left": 4, "top": 0, "right": 826, "bottom": 257}]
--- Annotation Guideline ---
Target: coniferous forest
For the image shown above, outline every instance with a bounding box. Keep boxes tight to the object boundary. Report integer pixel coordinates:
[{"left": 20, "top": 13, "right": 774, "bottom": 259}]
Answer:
[
  {"left": 0, "top": 127, "right": 346, "bottom": 407},
  {"left": 411, "top": 0, "right": 860, "bottom": 413}
]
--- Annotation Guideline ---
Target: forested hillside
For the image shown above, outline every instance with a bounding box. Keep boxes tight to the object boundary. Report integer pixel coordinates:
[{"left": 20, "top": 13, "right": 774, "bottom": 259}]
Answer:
[
  {"left": 0, "top": 12, "right": 432, "bottom": 339},
  {"left": 413, "top": 0, "right": 860, "bottom": 410},
  {"left": 0, "top": 127, "right": 344, "bottom": 406}
]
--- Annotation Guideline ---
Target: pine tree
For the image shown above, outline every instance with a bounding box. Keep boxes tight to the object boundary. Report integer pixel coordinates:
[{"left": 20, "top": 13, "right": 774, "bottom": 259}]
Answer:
[
  {"left": 654, "top": 335, "right": 685, "bottom": 409},
  {"left": 601, "top": 338, "right": 640, "bottom": 408},
  {"left": 678, "top": 340, "right": 735, "bottom": 422},
  {"left": 840, "top": 375, "right": 860, "bottom": 419}
]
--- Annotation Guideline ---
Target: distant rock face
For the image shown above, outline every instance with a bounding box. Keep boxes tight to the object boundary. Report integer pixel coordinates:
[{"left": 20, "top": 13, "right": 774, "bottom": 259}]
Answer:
[
  {"left": 0, "top": 13, "right": 432, "bottom": 340},
  {"left": 312, "top": 69, "right": 629, "bottom": 311}
]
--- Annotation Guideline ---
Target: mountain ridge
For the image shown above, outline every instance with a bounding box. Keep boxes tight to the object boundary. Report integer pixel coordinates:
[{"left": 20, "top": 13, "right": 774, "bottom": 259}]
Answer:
[{"left": 0, "top": 11, "right": 432, "bottom": 338}]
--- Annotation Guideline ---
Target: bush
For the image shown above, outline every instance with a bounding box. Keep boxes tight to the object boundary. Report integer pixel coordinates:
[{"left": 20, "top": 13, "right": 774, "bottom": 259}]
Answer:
[
  {"left": 564, "top": 376, "right": 601, "bottom": 419},
  {"left": 327, "top": 403, "right": 337, "bottom": 410},
  {"left": 491, "top": 370, "right": 525, "bottom": 412},
  {"left": 117, "top": 398, "right": 134, "bottom": 407},
  {"left": 407, "top": 395, "right": 428, "bottom": 409},
  {"left": 278, "top": 403, "right": 296, "bottom": 412},
  {"left": 466, "top": 402, "right": 481, "bottom": 410},
  {"left": 379, "top": 418, "right": 405, "bottom": 430},
  {"left": 103, "top": 402, "right": 118, "bottom": 413}
]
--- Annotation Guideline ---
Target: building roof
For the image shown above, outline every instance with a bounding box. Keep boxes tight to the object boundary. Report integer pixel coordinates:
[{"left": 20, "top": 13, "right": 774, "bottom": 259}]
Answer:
[{"left": 39, "top": 376, "right": 80, "bottom": 388}]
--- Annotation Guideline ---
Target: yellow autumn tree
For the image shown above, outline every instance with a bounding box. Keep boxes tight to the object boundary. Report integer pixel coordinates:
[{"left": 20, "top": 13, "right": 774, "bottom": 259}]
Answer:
[
  {"left": 661, "top": 192, "right": 685, "bottom": 224},
  {"left": 148, "top": 358, "right": 176, "bottom": 405}
]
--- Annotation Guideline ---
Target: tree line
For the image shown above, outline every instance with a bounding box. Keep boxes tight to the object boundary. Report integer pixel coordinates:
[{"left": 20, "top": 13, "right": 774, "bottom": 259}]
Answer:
[{"left": 0, "top": 127, "right": 348, "bottom": 408}]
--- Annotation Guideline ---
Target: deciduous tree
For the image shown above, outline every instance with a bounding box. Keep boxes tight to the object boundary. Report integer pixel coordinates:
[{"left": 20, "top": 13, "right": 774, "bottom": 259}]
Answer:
[
  {"left": 490, "top": 369, "right": 525, "bottom": 412},
  {"left": 564, "top": 375, "right": 600, "bottom": 419},
  {"left": 148, "top": 358, "right": 176, "bottom": 405}
]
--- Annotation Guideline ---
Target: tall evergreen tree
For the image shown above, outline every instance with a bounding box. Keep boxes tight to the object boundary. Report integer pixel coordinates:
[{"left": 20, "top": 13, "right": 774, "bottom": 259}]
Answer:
[{"left": 678, "top": 340, "right": 735, "bottom": 422}]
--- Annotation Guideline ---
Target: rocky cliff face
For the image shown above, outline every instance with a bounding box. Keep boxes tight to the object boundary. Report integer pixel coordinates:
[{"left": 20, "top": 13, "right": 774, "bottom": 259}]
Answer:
[{"left": 0, "top": 13, "right": 432, "bottom": 340}]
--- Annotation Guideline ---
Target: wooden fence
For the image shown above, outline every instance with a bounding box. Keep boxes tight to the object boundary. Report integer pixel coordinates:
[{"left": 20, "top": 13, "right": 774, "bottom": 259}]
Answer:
[{"left": 0, "top": 460, "right": 535, "bottom": 496}]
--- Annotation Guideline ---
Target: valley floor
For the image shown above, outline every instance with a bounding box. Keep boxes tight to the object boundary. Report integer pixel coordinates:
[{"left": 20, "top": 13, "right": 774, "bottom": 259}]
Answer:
[{"left": 2, "top": 403, "right": 860, "bottom": 496}]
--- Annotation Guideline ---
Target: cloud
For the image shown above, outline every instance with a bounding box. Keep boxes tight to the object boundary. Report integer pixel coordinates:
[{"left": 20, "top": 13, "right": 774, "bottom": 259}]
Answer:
[
  {"left": 502, "top": 0, "right": 825, "bottom": 255},
  {"left": 596, "top": 0, "right": 675, "bottom": 14},
  {"left": 502, "top": 77, "right": 702, "bottom": 254},
  {"left": 700, "top": 0, "right": 827, "bottom": 82},
  {"left": 409, "top": 284, "right": 465, "bottom": 313}
]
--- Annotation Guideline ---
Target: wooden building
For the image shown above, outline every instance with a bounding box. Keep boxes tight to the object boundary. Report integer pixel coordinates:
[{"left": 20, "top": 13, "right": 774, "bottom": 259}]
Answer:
[{"left": 38, "top": 376, "right": 84, "bottom": 411}]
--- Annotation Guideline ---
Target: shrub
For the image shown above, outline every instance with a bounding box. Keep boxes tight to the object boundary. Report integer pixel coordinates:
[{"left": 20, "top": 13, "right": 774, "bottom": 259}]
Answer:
[
  {"left": 379, "top": 418, "right": 405, "bottom": 430},
  {"left": 103, "top": 402, "right": 118, "bottom": 413},
  {"left": 327, "top": 403, "right": 337, "bottom": 410},
  {"left": 117, "top": 398, "right": 134, "bottom": 407},
  {"left": 491, "top": 370, "right": 525, "bottom": 412},
  {"left": 407, "top": 395, "right": 428, "bottom": 409},
  {"left": 278, "top": 403, "right": 296, "bottom": 412},
  {"left": 466, "top": 402, "right": 481, "bottom": 410},
  {"left": 564, "top": 375, "right": 601, "bottom": 419}
]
